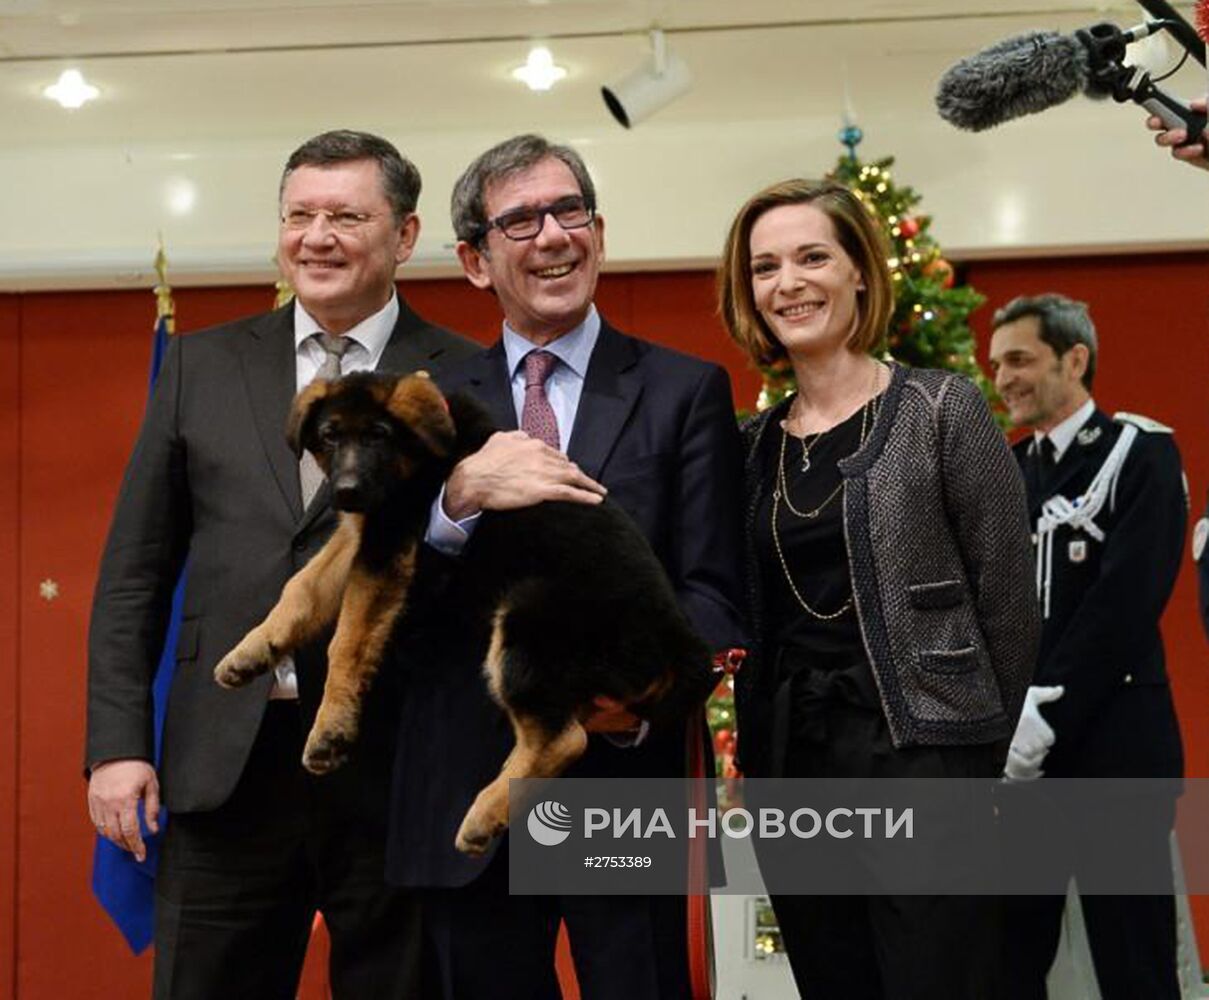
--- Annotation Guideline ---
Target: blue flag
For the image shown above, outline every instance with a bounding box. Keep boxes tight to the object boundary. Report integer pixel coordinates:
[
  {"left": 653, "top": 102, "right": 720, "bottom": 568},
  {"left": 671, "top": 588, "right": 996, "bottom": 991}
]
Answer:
[{"left": 90, "top": 309, "right": 182, "bottom": 954}]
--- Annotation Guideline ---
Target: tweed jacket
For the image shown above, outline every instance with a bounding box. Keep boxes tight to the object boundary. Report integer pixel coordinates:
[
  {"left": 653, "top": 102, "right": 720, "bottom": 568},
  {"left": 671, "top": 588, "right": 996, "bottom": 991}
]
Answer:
[{"left": 737, "top": 364, "right": 1038, "bottom": 775}]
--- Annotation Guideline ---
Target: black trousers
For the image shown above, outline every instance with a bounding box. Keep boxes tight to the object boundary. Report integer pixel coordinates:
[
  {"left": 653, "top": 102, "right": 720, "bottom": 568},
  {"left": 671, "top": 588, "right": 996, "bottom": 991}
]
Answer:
[
  {"left": 1000, "top": 788, "right": 1179, "bottom": 1000},
  {"left": 152, "top": 702, "right": 421, "bottom": 1000},
  {"left": 421, "top": 841, "right": 691, "bottom": 1000},
  {"left": 766, "top": 700, "right": 1004, "bottom": 1000}
]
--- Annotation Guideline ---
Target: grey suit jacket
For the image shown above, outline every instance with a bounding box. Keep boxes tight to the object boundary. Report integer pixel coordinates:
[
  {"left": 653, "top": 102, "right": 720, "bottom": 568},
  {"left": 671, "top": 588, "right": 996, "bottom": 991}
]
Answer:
[{"left": 86, "top": 299, "right": 479, "bottom": 814}]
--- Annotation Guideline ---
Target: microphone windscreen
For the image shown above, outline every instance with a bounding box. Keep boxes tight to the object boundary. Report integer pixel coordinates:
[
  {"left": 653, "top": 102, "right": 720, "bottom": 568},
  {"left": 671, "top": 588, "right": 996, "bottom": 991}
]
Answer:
[{"left": 936, "top": 31, "right": 1090, "bottom": 131}]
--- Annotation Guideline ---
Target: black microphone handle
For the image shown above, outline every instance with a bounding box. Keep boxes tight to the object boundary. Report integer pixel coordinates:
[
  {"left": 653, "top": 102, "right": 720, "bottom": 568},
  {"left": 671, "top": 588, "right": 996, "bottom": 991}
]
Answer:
[
  {"left": 1134, "top": 75, "right": 1209, "bottom": 139},
  {"left": 1135, "top": 0, "right": 1207, "bottom": 66}
]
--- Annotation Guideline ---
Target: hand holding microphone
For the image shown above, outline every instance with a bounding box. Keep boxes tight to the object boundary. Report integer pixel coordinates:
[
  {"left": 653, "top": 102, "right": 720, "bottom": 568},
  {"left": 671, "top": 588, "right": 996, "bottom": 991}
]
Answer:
[
  {"left": 936, "top": 16, "right": 1207, "bottom": 140},
  {"left": 1147, "top": 96, "right": 1209, "bottom": 169}
]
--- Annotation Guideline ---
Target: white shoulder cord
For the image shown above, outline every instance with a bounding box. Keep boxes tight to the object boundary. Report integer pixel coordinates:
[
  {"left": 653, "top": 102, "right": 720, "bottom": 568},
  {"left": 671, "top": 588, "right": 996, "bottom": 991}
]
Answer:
[{"left": 1035, "top": 425, "right": 1138, "bottom": 619}]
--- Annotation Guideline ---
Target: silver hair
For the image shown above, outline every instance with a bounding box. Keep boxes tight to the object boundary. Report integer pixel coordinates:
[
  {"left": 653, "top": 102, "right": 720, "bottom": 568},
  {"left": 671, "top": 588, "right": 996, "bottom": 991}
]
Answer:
[
  {"left": 450, "top": 134, "right": 597, "bottom": 245},
  {"left": 992, "top": 293, "right": 1098, "bottom": 390}
]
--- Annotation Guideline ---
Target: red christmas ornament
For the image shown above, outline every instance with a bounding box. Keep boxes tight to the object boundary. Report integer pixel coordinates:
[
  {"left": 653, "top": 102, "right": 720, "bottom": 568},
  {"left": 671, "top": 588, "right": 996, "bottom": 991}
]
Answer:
[
  {"left": 713, "top": 727, "right": 733, "bottom": 752},
  {"left": 899, "top": 216, "right": 921, "bottom": 238},
  {"left": 925, "top": 257, "right": 955, "bottom": 288}
]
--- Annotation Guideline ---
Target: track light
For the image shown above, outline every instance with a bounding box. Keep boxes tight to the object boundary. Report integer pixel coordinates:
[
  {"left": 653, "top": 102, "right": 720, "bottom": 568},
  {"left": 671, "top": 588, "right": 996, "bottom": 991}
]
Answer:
[{"left": 602, "top": 29, "right": 692, "bottom": 128}]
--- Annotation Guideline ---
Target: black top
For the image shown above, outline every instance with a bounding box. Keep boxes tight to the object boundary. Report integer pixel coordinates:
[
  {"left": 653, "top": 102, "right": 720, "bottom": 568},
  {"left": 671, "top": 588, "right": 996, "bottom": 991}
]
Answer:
[{"left": 754, "top": 401, "right": 879, "bottom": 711}]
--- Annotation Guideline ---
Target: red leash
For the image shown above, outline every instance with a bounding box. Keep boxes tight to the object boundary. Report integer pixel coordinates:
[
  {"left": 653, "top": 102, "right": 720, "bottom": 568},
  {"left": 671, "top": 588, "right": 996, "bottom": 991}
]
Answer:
[{"left": 685, "top": 649, "right": 747, "bottom": 999}]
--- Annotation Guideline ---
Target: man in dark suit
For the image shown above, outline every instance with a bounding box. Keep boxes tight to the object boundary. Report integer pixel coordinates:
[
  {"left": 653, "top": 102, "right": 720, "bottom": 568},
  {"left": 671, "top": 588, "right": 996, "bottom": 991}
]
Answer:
[
  {"left": 85, "top": 130, "right": 479, "bottom": 999},
  {"left": 385, "top": 133, "right": 746, "bottom": 998},
  {"left": 989, "top": 293, "right": 1187, "bottom": 999}
]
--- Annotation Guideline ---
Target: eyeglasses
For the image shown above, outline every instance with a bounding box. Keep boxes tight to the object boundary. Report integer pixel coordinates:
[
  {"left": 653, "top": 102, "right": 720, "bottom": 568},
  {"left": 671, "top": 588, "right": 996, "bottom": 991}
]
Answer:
[
  {"left": 281, "top": 208, "right": 382, "bottom": 233},
  {"left": 479, "top": 196, "right": 594, "bottom": 243}
]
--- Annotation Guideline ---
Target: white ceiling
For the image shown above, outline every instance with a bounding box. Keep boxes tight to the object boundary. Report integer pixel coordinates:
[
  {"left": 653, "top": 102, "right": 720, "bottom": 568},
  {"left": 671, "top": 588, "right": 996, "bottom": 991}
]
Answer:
[
  {"left": 1, "top": 0, "right": 1192, "bottom": 143},
  {"left": 2, "top": 0, "right": 1206, "bottom": 287}
]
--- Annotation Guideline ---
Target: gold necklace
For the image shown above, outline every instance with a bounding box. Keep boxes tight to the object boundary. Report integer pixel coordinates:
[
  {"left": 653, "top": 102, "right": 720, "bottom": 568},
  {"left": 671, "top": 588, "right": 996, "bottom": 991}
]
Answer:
[
  {"left": 775, "top": 361, "right": 880, "bottom": 519},
  {"left": 770, "top": 362, "right": 883, "bottom": 619}
]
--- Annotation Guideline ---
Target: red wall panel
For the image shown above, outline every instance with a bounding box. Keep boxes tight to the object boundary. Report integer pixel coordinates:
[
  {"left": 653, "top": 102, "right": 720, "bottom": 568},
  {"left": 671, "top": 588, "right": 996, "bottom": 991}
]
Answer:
[
  {"left": 18, "top": 290, "right": 155, "bottom": 999},
  {"left": 0, "top": 296, "right": 21, "bottom": 1000},
  {"left": 2, "top": 252, "right": 1206, "bottom": 994}
]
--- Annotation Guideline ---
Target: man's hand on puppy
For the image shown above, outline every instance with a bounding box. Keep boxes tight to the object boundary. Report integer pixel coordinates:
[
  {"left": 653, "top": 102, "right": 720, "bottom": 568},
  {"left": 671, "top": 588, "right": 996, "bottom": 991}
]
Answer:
[
  {"left": 443, "top": 431, "right": 606, "bottom": 520},
  {"left": 88, "top": 758, "right": 160, "bottom": 862},
  {"left": 1146, "top": 97, "right": 1209, "bottom": 171}
]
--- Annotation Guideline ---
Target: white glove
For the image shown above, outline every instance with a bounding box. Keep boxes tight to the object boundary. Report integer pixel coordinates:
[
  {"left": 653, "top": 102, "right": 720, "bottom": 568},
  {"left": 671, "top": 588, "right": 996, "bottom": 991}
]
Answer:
[{"left": 1003, "top": 685, "right": 1065, "bottom": 782}]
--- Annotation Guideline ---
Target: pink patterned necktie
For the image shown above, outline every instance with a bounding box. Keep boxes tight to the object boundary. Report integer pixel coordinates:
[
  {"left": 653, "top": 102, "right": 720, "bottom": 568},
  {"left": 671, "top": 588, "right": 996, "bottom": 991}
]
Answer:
[{"left": 521, "top": 349, "right": 560, "bottom": 450}]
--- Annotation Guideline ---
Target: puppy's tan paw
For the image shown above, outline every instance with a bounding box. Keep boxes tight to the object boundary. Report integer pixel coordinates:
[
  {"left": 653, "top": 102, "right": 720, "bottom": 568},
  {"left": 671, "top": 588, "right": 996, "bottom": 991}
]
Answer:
[
  {"left": 214, "top": 633, "right": 276, "bottom": 688},
  {"left": 302, "top": 713, "right": 357, "bottom": 774},
  {"left": 454, "top": 798, "right": 509, "bottom": 856}
]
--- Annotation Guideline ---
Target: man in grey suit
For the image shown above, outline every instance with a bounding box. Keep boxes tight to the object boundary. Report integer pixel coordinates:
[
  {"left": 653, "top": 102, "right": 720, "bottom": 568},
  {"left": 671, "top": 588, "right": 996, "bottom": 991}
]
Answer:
[{"left": 85, "top": 130, "right": 479, "bottom": 999}]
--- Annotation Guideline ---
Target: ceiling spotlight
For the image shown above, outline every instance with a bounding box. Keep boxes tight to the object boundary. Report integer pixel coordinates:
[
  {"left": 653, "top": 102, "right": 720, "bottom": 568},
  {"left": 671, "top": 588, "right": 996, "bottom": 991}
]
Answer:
[
  {"left": 512, "top": 45, "right": 567, "bottom": 91},
  {"left": 602, "top": 29, "right": 691, "bottom": 128},
  {"left": 43, "top": 68, "right": 100, "bottom": 109}
]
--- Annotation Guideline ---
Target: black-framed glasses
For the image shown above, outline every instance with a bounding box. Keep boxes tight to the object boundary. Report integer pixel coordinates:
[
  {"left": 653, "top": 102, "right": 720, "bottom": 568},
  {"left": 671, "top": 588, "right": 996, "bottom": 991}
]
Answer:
[{"left": 479, "top": 196, "right": 594, "bottom": 242}]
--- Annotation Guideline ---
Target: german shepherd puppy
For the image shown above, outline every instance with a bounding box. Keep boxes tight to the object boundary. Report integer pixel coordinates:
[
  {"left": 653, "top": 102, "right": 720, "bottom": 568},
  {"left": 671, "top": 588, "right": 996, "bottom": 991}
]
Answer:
[{"left": 215, "top": 371, "right": 713, "bottom": 855}]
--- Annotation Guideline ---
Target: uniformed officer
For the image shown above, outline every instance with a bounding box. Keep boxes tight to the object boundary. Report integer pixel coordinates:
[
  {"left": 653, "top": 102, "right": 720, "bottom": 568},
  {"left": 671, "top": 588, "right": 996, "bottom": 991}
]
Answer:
[{"left": 989, "top": 293, "right": 1187, "bottom": 1000}]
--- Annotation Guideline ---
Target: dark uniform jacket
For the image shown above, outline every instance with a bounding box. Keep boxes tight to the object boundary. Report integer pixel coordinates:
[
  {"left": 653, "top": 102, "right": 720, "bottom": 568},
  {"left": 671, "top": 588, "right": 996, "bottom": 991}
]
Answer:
[
  {"left": 737, "top": 365, "right": 1038, "bottom": 777},
  {"left": 1014, "top": 407, "right": 1186, "bottom": 778}
]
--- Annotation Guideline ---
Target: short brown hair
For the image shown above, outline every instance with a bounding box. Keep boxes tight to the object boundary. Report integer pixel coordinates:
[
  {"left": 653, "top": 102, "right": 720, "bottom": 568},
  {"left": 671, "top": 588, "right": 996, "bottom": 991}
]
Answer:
[
  {"left": 281, "top": 130, "right": 421, "bottom": 223},
  {"left": 718, "top": 179, "right": 893, "bottom": 366}
]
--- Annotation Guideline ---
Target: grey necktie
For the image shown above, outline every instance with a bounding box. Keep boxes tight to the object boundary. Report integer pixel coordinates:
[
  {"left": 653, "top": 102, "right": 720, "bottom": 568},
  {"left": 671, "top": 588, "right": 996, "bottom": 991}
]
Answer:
[{"left": 300, "top": 333, "right": 351, "bottom": 509}]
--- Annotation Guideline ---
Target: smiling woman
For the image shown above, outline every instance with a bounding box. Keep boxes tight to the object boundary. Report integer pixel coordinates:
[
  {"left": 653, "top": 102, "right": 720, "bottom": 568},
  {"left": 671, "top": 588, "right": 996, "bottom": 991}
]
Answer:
[{"left": 718, "top": 178, "right": 1040, "bottom": 1000}]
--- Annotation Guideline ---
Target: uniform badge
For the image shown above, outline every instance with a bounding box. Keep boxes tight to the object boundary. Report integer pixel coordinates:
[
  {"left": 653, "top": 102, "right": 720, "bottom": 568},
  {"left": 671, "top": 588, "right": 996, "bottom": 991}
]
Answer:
[
  {"left": 1068, "top": 539, "right": 1087, "bottom": 563},
  {"left": 1194, "top": 518, "right": 1209, "bottom": 563},
  {"left": 1076, "top": 426, "right": 1101, "bottom": 446}
]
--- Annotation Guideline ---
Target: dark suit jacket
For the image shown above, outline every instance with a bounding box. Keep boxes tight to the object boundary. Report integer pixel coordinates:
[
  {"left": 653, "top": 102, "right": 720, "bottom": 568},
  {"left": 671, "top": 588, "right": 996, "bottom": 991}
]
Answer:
[
  {"left": 387, "top": 320, "right": 746, "bottom": 888},
  {"left": 86, "top": 298, "right": 479, "bottom": 819},
  {"left": 1014, "top": 408, "right": 1186, "bottom": 778}
]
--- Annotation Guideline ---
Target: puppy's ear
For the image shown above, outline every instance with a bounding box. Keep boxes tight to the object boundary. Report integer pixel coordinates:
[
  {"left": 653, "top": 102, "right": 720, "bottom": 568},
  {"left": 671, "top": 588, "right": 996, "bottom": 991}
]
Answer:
[
  {"left": 387, "top": 374, "right": 456, "bottom": 457},
  {"left": 286, "top": 379, "right": 331, "bottom": 458}
]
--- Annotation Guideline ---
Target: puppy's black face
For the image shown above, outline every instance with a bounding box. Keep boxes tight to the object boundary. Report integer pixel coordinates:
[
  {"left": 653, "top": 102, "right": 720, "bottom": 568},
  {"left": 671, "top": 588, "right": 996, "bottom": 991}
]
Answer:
[
  {"left": 288, "top": 372, "right": 456, "bottom": 514},
  {"left": 312, "top": 403, "right": 401, "bottom": 512}
]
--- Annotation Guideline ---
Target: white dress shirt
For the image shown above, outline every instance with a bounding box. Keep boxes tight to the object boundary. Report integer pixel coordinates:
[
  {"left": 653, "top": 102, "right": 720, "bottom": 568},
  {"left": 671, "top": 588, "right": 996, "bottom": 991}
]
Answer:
[
  {"left": 270, "top": 294, "right": 399, "bottom": 699},
  {"left": 1034, "top": 398, "right": 1096, "bottom": 464},
  {"left": 426, "top": 306, "right": 600, "bottom": 553}
]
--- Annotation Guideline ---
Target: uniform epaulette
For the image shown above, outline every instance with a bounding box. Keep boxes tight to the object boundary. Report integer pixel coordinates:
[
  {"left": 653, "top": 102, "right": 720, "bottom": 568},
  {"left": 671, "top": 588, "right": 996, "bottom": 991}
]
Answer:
[{"left": 1113, "top": 412, "right": 1173, "bottom": 434}]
